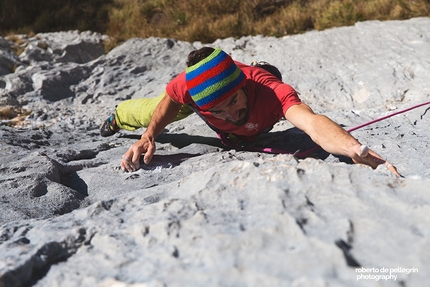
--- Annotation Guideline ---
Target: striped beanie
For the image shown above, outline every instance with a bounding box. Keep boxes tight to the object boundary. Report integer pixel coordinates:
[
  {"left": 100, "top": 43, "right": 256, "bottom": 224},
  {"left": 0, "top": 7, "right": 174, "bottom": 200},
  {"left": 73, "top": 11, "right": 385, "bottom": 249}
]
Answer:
[{"left": 185, "top": 48, "right": 246, "bottom": 110}]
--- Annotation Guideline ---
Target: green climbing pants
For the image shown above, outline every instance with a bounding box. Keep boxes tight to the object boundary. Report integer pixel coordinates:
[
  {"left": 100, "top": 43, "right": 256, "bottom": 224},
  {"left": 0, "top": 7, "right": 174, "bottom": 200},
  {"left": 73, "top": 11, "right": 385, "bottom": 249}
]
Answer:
[{"left": 114, "top": 92, "right": 194, "bottom": 131}]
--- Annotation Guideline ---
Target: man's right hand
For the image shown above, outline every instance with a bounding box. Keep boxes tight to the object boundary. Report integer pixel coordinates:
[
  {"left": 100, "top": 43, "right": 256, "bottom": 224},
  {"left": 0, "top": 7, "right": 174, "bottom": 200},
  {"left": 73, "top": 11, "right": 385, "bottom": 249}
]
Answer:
[
  {"left": 121, "top": 133, "right": 156, "bottom": 172},
  {"left": 120, "top": 93, "right": 183, "bottom": 172}
]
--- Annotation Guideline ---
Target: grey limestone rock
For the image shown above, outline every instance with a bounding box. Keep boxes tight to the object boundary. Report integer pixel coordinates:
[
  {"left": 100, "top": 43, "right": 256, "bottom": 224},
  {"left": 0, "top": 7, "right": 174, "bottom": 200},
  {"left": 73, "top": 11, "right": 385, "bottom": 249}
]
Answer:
[{"left": 1, "top": 18, "right": 430, "bottom": 287}]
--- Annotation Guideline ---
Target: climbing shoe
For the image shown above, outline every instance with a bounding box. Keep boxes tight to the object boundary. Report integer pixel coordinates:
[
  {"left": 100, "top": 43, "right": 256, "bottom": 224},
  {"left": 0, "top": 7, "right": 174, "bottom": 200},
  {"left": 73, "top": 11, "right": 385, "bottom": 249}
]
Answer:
[{"left": 100, "top": 114, "right": 120, "bottom": 137}]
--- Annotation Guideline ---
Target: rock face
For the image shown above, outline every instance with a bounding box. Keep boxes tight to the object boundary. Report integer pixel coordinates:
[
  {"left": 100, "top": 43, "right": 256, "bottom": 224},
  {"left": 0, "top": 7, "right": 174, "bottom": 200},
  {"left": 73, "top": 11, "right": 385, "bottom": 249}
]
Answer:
[{"left": 1, "top": 18, "right": 430, "bottom": 287}]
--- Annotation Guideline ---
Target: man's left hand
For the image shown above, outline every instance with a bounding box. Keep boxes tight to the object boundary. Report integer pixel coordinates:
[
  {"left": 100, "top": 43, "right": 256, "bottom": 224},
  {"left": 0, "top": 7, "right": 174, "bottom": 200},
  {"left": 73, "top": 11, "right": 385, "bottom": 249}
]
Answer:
[{"left": 351, "top": 144, "right": 402, "bottom": 177}]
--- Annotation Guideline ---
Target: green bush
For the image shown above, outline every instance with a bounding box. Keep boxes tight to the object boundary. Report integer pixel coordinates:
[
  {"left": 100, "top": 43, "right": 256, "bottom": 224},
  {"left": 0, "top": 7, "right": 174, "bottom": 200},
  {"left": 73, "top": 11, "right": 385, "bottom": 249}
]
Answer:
[{"left": 1, "top": 0, "right": 429, "bottom": 50}]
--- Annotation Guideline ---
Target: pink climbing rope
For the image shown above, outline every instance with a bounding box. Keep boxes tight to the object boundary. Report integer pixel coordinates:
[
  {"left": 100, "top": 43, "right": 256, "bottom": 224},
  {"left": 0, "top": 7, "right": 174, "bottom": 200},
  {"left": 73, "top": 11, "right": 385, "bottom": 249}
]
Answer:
[
  {"left": 346, "top": 100, "right": 430, "bottom": 133},
  {"left": 244, "top": 100, "right": 430, "bottom": 157}
]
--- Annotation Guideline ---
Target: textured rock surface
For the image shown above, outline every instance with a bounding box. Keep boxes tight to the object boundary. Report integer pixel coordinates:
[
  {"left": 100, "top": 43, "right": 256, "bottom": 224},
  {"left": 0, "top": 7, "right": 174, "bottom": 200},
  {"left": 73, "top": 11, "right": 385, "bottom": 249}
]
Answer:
[{"left": 0, "top": 18, "right": 429, "bottom": 287}]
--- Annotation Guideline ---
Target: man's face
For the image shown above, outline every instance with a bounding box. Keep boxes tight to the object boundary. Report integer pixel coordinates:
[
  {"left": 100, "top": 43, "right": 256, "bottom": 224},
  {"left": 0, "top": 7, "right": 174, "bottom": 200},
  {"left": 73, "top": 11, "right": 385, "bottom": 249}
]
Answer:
[{"left": 208, "top": 88, "right": 249, "bottom": 126}]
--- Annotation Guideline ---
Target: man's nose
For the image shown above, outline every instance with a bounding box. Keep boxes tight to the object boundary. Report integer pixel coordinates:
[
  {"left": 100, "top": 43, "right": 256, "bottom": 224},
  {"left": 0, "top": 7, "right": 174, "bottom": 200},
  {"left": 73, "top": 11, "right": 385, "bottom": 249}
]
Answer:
[{"left": 225, "top": 109, "right": 238, "bottom": 122}]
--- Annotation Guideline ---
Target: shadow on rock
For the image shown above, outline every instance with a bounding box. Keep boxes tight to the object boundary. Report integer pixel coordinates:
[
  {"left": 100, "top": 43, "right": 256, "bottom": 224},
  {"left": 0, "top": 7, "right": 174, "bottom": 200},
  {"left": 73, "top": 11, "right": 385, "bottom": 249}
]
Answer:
[
  {"left": 138, "top": 152, "right": 206, "bottom": 171},
  {"left": 120, "top": 128, "right": 356, "bottom": 164},
  {"left": 121, "top": 132, "right": 225, "bottom": 149},
  {"left": 60, "top": 171, "right": 89, "bottom": 197}
]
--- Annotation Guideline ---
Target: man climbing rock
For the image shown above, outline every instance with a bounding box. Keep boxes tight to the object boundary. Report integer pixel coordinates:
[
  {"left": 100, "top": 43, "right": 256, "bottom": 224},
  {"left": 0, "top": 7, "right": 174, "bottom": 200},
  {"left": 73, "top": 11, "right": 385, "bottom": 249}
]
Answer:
[{"left": 101, "top": 47, "right": 400, "bottom": 177}]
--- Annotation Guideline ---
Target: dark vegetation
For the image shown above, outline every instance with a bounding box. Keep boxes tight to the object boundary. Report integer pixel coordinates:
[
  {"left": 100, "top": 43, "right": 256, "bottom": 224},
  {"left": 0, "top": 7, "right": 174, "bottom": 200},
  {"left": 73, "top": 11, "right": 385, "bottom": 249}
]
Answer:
[{"left": 1, "top": 0, "right": 429, "bottom": 50}]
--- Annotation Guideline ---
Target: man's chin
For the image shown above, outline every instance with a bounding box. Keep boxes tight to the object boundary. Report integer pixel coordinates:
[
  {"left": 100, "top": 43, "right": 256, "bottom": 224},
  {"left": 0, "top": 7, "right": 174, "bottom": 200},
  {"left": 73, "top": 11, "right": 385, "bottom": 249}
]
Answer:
[{"left": 231, "top": 118, "right": 248, "bottom": 126}]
